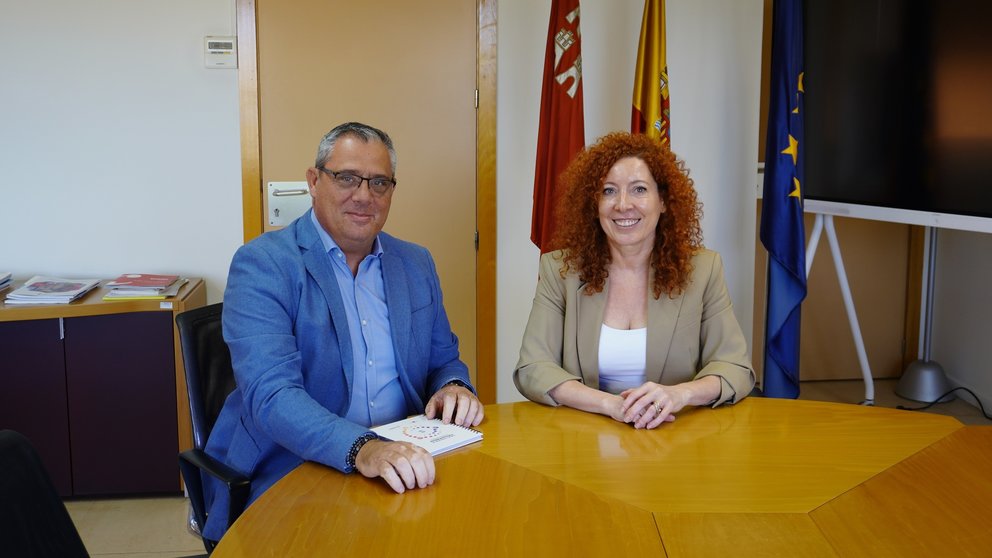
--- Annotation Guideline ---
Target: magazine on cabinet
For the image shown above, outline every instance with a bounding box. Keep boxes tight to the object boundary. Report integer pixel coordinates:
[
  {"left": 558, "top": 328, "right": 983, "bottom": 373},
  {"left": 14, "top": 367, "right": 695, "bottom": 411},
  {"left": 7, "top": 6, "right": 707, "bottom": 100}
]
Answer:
[
  {"left": 4, "top": 275, "right": 100, "bottom": 304},
  {"left": 103, "top": 278, "right": 188, "bottom": 301},
  {"left": 106, "top": 273, "right": 180, "bottom": 290}
]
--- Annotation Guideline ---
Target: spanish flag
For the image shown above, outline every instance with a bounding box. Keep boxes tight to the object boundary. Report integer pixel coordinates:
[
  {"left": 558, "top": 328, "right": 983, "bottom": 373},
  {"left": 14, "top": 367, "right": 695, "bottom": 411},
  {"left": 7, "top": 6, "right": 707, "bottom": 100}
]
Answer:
[
  {"left": 631, "top": 0, "right": 670, "bottom": 143},
  {"left": 531, "top": 0, "right": 585, "bottom": 253}
]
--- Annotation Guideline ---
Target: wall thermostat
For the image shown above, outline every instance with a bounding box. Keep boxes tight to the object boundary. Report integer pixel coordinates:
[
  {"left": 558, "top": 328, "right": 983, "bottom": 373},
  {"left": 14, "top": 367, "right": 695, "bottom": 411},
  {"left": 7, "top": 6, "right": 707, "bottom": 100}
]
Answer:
[{"left": 204, "top": 36, "right": 237, "bottom": 69}]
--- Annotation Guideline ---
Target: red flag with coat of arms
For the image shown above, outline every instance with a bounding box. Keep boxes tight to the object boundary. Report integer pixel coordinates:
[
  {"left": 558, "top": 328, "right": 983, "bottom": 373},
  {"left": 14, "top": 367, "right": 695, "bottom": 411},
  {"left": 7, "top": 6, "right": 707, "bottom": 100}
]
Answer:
[{"left": 531, "top": 0, "right": 586, "bottom": 253}]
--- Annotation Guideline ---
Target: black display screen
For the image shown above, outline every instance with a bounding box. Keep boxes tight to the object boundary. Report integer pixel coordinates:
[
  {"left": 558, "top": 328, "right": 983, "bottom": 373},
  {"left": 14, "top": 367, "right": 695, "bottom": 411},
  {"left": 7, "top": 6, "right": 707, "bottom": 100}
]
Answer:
[{"left": 803, "top": 0, "right": 992, "bottom": 219}]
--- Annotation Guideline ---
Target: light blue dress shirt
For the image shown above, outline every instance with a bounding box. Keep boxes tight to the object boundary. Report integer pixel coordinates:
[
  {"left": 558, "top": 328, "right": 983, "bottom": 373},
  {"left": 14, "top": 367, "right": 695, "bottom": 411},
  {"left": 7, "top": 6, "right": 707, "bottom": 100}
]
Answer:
[{"left": 310, "top": 212, "right": 406, "bottom": 427}]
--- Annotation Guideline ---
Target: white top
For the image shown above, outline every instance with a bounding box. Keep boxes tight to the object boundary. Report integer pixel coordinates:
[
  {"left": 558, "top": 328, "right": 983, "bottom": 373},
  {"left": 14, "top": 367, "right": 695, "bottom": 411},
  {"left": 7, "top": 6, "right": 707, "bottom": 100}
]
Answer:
[{"left": 598, "top": 323, "right": 647, "bottom": 394}]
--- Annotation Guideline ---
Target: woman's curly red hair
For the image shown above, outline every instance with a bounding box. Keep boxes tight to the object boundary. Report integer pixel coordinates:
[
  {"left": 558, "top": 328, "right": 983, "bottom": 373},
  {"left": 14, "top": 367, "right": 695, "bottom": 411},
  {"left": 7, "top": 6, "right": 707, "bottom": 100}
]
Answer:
[{"left": 549, "top": 132, "right": 703, "bottom": 299}]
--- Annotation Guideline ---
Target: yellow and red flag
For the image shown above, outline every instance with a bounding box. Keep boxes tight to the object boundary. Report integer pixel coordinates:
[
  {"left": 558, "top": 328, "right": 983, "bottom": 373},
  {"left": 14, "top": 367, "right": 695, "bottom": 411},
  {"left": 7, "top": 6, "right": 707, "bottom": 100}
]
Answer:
[
  {"left": 532, "top": 0, "right": 585, "bottom": 253},
  {"left": 631, "top": 0, "right": 670, "bottom": 143}
]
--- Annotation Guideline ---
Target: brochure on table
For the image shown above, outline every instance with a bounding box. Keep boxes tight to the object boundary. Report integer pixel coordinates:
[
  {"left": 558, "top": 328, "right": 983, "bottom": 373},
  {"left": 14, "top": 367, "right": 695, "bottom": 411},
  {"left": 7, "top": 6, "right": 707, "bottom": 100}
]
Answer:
[{"left": 371, "top": 414, "right": 482, "bottom": 456}]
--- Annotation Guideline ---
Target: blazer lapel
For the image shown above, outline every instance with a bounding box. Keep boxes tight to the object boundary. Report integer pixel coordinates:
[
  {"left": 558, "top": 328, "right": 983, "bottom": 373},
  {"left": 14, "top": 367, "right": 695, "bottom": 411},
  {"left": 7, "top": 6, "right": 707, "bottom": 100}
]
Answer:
[
  {"left": 298, "top": 218, "right": 355, "bottom": 392},
  {"left": 646, "top": 284, "right": 685, "bottom": 385},
  {"left": 380, "top": 251, "right": 411, "bottom": 372},
  {"left": 576, "top": 280, "right": 606, "bottom": 389}
]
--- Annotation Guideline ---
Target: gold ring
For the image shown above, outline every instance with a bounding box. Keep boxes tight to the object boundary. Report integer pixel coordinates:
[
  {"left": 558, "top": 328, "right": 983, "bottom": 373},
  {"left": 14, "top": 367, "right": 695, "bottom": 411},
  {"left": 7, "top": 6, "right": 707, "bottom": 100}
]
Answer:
[{"left": 653, "top": 402, "right": 662, "bottom": 415}]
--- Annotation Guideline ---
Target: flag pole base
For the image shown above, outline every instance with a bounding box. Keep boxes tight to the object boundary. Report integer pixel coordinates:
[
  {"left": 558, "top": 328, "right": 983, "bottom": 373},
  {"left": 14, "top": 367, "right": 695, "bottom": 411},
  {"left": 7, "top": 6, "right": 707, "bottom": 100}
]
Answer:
[
  {"left": 897, "top": 228, "right": 954, "bottom": 405},
  {"left": 897, "top": 360, "right": 955, "bottom": 404}
]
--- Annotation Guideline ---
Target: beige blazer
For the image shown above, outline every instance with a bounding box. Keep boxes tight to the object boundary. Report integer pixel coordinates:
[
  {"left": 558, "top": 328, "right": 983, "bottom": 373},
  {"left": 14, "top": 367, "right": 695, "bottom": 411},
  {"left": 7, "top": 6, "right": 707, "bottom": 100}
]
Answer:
[{"left": 514, "top": 249, "right": 754, "bottom": 406}]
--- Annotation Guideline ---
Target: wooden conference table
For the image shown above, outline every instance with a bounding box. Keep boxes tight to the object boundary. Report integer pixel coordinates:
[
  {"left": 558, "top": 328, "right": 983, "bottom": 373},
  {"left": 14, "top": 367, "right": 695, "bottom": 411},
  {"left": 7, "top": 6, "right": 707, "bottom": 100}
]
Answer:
[{"left": 213, "top": 399, "right": 991, "bottom": 557}]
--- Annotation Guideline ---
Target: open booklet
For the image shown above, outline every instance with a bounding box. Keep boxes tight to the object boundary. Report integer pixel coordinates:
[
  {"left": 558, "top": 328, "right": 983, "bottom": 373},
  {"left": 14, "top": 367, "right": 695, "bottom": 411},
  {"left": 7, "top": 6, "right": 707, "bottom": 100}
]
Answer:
[{"left": 371, "top": 414, "right": 482, "bottom": 456}]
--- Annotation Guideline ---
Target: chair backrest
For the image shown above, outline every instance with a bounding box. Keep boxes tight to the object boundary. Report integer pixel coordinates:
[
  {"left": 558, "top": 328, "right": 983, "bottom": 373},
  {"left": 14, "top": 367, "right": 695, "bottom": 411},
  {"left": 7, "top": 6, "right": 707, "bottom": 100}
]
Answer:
[
  {"left": 176, "top": 302, "right": 236, "bottom": 450},
  {"left": 0, "top": 430, "right": 89, "bottom": 558}
]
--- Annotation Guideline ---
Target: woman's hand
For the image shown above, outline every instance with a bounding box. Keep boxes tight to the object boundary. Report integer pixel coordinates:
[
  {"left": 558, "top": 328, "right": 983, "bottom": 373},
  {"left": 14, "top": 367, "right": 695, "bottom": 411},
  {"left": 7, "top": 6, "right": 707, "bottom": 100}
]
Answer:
[
  {"left": 601, "top": 393, "right": 629, "bottom": 423},
  {"left": 550, "top": 380, "right": 636, "bottom": 424},
  {"left": 620, "top": 382, "right": 688, "bottom": 429}
]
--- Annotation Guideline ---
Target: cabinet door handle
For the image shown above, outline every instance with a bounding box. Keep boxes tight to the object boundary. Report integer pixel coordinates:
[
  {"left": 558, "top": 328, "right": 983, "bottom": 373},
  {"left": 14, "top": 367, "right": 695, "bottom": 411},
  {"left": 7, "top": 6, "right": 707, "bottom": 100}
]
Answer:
[{"left": 59, "top": 317, "right": 64, "bottom": 340}]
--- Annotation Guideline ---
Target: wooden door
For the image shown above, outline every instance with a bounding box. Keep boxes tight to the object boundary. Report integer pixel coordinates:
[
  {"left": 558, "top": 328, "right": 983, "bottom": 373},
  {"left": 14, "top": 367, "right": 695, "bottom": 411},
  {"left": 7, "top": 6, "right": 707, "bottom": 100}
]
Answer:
[{"left": 253, "top": 0, "right": 479, "bottom": 382}]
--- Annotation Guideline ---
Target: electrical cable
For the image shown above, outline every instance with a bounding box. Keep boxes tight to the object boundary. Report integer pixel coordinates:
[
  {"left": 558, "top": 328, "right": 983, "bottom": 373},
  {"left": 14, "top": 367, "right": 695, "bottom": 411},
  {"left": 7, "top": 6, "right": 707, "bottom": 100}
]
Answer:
[{"left": 896, "top": 386, "right": 992, "bottom": 420}]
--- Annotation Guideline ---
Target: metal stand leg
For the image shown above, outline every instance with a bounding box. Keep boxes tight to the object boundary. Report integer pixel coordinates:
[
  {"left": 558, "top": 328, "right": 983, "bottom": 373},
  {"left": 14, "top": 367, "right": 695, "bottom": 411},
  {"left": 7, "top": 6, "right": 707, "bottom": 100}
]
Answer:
[
  {"left": 896, "top": 227, "right": 954, "bottom": 403},
  {"left": 806, "top": 214, "right": 875, "bottom": 405}
]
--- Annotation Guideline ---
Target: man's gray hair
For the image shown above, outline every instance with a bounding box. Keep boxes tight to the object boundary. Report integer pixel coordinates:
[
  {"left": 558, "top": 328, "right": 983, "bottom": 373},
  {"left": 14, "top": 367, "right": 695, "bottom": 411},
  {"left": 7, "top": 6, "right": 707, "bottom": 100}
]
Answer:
[{"left": 314, "top": 122, "right": 397, "bottom": 175}]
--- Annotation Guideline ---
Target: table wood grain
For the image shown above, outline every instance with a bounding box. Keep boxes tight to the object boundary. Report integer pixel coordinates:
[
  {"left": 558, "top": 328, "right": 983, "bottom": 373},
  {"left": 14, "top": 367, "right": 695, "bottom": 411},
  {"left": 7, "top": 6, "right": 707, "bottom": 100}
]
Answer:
[{"left": 212, "top": 398, "right": 989, "bottom": 556}]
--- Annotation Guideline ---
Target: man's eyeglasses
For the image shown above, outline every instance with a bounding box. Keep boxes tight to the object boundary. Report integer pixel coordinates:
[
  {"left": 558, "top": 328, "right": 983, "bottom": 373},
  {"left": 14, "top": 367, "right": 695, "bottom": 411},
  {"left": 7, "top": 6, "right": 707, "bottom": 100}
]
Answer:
[{"left": 318, "top": 168, "right": 396, "bottom": 196}]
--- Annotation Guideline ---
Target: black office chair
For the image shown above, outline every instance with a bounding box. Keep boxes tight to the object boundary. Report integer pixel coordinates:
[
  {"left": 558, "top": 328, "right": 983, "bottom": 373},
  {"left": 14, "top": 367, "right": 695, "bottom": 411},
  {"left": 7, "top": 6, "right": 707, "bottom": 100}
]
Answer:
[
  {"left": 176, "top": 303, "right": 249, "bottom": 554},
  {"left": 0, "top": 430, "right": 90, "bottom": 558}
]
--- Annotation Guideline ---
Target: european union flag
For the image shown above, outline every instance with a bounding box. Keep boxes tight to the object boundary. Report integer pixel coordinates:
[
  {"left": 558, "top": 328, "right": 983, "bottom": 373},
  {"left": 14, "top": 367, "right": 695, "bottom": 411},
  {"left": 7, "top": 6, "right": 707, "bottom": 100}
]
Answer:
[{"left": 760, "top": 0, "right": 807, "bottom": 399}]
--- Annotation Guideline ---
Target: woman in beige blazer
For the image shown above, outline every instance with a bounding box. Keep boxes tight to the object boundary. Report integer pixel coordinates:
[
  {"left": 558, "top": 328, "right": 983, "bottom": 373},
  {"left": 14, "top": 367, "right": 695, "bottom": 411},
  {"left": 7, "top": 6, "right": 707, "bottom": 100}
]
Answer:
[{"left": 515, "top": 132, "right": 754, "bottom": 429}]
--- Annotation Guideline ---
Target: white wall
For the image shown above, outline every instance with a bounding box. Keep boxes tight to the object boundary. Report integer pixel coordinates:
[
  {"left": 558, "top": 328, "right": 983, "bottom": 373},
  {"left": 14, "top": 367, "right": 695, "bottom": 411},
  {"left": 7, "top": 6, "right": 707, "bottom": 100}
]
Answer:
[
  {"left": 497, "top": 0, "right": 764, "bottom": 402},
  {"left": 0, "top": 0, "right": 243, "bottom": 303},
  {"left": 932, "top": 230, "right": 992, "bottom": 412}
]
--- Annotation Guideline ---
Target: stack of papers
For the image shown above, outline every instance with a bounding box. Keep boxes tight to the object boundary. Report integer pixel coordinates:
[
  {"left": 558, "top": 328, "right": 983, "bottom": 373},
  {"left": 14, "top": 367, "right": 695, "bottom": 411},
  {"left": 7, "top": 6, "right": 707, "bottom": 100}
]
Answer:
[
  {"left": 5, "top": 275, "right": 101, "bottom": 305},
  {"left": 103, "top": 274, "right": 186, "bottom": 301},
  {"left": 371, "top": 414, "right": 482, "bottom": 456},
  {"left": 0, "top": 272, "right": 11, "bottom": 292}
]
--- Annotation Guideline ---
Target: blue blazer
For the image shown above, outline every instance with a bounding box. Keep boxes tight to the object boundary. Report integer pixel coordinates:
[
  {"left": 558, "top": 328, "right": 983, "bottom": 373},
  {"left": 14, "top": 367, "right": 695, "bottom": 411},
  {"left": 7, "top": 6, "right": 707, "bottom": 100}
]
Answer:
[{"left": 201, "top": 211, "right": 471, "bottom": 541}]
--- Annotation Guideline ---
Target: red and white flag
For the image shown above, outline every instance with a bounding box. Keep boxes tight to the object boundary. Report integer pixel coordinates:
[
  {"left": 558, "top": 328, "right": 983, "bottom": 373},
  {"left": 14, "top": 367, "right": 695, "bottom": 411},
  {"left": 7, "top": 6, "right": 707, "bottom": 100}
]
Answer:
[{"left": 531, "top": 0, "right": 585, "bottom": 253}]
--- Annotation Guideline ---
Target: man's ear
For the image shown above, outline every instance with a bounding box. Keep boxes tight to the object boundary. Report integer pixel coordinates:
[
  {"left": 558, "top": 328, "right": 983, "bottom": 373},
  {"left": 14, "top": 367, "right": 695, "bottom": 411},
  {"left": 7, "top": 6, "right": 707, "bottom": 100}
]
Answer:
[{"left": 306, "top": 167, "right": 319, "bottom": 194}]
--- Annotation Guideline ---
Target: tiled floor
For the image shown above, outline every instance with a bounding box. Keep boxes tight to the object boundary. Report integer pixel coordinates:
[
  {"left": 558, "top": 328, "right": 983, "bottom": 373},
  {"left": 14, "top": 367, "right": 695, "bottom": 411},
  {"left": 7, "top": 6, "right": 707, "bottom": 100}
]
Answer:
[
  {"left": 64, "top": 378, "right": 990, "bottom": 556},
  {"left": 65, "top": 496, "right": 204, "bottom": 558}
]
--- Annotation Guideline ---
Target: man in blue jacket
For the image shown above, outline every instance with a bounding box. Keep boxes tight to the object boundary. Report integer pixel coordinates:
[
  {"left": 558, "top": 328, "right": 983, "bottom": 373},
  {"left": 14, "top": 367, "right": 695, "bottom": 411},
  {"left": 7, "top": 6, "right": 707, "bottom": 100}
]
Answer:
[{"left": 202, "top": 122, "right": 483, "bottom": 542}]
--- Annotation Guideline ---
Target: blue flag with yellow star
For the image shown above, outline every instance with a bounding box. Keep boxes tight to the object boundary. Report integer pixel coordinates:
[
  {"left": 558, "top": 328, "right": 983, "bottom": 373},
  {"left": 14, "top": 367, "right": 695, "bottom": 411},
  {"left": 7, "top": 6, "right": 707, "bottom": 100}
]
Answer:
[{"left": 760, "top": 0, "right": 806, "bottom": 399}]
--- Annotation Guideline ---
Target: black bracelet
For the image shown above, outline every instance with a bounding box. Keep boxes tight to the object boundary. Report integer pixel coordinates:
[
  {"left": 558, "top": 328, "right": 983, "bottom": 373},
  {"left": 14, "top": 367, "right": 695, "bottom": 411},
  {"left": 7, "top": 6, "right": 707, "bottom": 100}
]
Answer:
[
  {"left": 444, "top": 379, "right": 470, "bottom": 389},
  {"left": 345, "top": 432, "right": 378, "bottom": 472}
]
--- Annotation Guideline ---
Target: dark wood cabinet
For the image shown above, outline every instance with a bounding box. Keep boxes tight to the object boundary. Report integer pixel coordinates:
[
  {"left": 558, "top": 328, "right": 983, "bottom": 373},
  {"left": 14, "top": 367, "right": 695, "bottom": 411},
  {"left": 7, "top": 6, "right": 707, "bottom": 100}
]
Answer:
[
  {"left": 0, "top": 279, "right": 205, "bottom": 497},
  {"left": 0, "top": 318, "right": 72, "bottom": 495},
  {"left": 64, "top": 312, "right": 178, "bottom": 495}
]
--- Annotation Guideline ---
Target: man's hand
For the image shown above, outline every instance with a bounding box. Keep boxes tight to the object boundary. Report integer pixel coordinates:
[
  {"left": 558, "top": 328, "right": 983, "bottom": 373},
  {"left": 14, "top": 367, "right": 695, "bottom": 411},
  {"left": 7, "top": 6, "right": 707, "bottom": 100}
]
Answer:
[
  {"left": 425, "top": 384, "right": 484, "bottom": 427},
  {"left": 354, "top": 439, "right": 435, "bottom": 494}
]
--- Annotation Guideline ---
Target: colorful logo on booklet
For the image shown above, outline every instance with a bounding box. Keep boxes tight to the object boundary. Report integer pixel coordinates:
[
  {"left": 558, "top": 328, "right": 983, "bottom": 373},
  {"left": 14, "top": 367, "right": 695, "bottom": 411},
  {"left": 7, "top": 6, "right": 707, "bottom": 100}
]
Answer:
[{"left": 401, "top": 425, "right": 442, "bottom": 440}]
